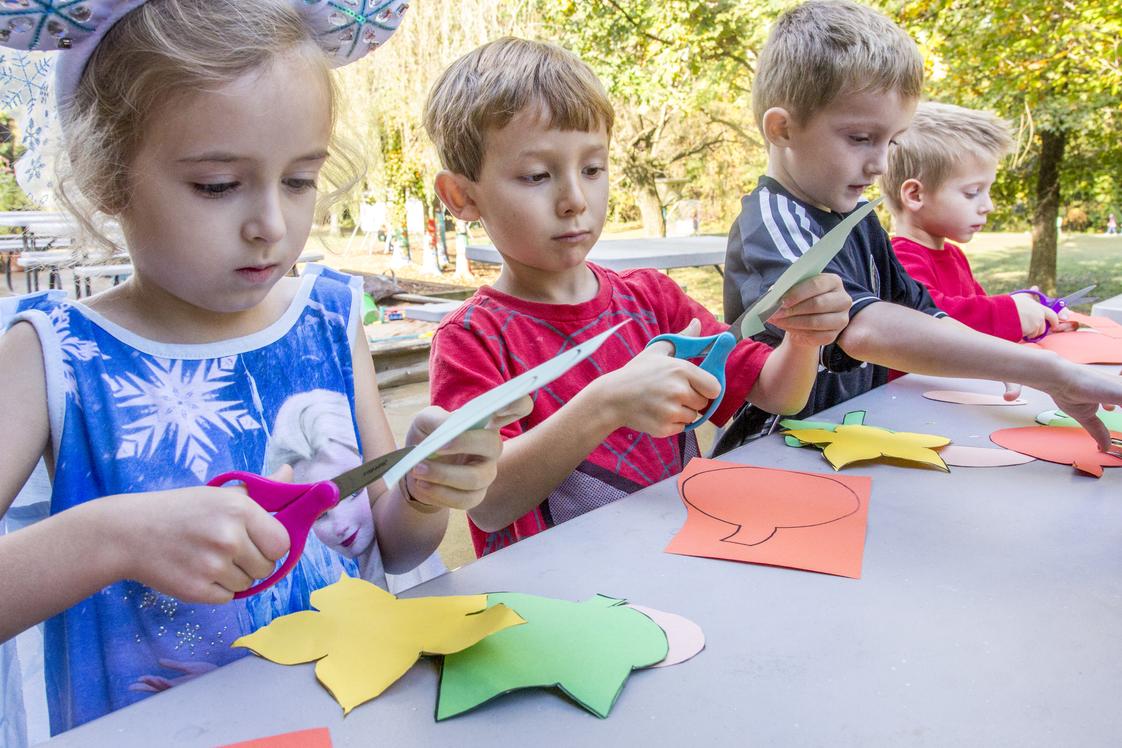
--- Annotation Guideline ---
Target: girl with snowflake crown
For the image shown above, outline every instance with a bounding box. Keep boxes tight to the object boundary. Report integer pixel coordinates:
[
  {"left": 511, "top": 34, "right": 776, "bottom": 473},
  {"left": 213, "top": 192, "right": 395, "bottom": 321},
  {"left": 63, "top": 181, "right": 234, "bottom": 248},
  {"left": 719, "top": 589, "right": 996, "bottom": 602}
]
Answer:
[{"left": 0, "top": 0, "right": 528, "bottom": 735}]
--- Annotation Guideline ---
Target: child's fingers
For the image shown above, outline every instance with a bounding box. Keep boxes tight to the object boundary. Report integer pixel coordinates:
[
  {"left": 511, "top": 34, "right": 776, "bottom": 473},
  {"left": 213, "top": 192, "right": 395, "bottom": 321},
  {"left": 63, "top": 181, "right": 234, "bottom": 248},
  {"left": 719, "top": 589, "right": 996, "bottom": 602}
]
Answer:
[
  {"left": 683, "top": 365, "right": 722, "bottom": 401},
  {"left": 487, "top": 394, "right": 533, "bottom": 430},
  {"left": 1002, "top": 382, "right": 1023, "bottom": 401},
  {"left": 427, "top": 427, "right": 503, "bottom": 464},
  {"left": 241, "top": 506, "right": 289, "bottom": 565},
  {"left": 1042, "top": 306, "right": 1060, "bottom": 327},
  {"left": 779, "top": 273, "right": 843, "bottom": 308}
]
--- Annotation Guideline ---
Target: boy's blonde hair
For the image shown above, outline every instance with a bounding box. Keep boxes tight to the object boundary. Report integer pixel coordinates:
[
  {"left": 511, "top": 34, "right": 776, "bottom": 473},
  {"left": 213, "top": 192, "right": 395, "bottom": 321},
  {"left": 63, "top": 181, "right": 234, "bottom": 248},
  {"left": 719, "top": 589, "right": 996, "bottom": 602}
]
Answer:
[
  {"left": 423, "top": 36, "right": 614, "bottom": 181},
  {"left": 881, "top": 101, "right": 1013, "bottom": 211},
  {"left": 59, "top": 0, "right": 361, "bottom": 254},
  {"left": 752, "top": 0, "right": 923, "bottom": 132}
]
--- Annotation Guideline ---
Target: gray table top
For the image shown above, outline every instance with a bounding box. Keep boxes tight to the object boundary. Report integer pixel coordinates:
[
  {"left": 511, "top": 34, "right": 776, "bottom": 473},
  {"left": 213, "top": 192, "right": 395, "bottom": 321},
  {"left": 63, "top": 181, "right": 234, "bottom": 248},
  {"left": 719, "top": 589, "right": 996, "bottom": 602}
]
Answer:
[
  {"left": 42, "top": 372, "right": 1122, "bottom": 747},
  {"left": 466, "top": 235, "right": 726, "bottom": 271}
]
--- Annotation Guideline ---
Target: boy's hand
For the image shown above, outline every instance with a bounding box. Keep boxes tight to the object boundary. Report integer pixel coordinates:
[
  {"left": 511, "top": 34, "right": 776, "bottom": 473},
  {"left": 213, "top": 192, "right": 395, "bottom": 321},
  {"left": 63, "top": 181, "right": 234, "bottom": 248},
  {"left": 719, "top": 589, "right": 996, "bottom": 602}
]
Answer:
[
  {"left": 402, "top": 397, "right": 533, "bottom": 512},
  {"left": 1012, "top": 290, "right": 1060, "bottom": 339},
  {"left": 1047, "top": 364, "right": 1122, "bottom": 452},
  {"left": 596, "top": 319, "right": 723, "bottom": 437},
  {"left": 111, "top": 468, "right": 291, "bottom": 604},
  {"left": 768, "top": 273, "right": 851, "bottom": 347}
]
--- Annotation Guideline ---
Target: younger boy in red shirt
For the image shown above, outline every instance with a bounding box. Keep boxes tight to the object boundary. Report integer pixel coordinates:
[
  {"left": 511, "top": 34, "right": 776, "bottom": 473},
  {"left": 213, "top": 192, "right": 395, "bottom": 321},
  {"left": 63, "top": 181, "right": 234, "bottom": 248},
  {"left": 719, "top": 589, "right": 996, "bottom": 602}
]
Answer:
[{"left": 882, "top": 101, "right": 1069, "bottom": 342}]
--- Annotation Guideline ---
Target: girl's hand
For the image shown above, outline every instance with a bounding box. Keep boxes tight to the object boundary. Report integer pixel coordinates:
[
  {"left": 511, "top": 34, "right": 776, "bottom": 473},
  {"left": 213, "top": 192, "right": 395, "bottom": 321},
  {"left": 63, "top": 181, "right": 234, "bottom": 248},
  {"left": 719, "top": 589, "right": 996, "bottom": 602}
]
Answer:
[
  {"left": 402, "top": 397, "right": 533, "bottom": 512},
  {"left": 768, "top": 273, "right": 852, "bottom": 347},
  {"left": 109, "top": 468, "right": 291, "bottom": 604}
]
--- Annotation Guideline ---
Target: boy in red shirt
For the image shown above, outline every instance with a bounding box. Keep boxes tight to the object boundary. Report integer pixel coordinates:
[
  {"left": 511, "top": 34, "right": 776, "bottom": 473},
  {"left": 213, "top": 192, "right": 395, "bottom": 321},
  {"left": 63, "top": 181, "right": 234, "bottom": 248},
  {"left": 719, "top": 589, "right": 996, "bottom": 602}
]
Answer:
[
  {"left": 882, "top": 101, "right": 1070, "bottom": 342},
  {"left": 421, "top": 37, "right": 852, "bottom": 556}
]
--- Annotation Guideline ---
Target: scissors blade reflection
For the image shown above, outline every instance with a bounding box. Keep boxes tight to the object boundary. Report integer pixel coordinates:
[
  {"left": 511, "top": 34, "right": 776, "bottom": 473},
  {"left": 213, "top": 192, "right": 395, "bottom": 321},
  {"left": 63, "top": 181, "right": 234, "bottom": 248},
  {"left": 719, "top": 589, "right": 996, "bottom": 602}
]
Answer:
[{"left": 331, "top": 447, "right": 412, "bottom": 499}]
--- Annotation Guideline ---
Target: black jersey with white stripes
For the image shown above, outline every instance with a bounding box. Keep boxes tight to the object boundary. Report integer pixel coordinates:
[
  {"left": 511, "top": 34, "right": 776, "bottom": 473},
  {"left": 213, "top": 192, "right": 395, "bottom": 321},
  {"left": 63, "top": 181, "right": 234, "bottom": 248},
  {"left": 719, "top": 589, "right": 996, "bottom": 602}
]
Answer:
[{"left": 714, "top": 175, "right": 945, "bottom": 454}]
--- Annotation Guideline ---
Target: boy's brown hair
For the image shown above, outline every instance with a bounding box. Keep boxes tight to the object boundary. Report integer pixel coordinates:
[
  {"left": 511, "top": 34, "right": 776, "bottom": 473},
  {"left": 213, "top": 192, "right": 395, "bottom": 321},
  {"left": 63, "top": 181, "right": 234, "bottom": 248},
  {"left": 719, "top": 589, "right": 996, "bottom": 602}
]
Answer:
[
  {"left": 881, "top": 101, "right": 1014, "bottom": 211},
  {"left": 752, "top": 0, "right": 923, "bottom": 131},
  {"left": 423, "top": 36, "right": 614, "bottom": 181}
]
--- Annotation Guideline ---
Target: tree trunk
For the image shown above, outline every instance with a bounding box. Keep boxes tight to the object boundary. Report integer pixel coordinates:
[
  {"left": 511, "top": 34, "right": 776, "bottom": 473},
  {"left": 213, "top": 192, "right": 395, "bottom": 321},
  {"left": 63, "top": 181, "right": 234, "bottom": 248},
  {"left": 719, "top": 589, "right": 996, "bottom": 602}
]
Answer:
[
  {"left": 1027, "top": 129, "right": 1067, "bottom": 294},
  {"left": 636, "top": 186, "right": 667, "bottom": 238}
]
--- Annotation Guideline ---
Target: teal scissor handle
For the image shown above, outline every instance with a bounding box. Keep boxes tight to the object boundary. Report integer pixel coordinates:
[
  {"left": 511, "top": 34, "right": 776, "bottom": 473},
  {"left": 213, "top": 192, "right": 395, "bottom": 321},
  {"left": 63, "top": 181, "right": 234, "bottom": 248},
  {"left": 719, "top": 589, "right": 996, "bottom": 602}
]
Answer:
[{"left": 645, "top": 331, "right": 738, "bottom": 431}]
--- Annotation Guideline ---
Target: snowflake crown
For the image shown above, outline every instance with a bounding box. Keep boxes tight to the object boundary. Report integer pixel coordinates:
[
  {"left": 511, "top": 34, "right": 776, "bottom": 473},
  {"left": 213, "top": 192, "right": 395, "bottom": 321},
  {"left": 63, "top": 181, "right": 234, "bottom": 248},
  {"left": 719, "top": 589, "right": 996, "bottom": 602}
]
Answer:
[{"left": 0, "top": 0, "right": 409, "bottom": 109}]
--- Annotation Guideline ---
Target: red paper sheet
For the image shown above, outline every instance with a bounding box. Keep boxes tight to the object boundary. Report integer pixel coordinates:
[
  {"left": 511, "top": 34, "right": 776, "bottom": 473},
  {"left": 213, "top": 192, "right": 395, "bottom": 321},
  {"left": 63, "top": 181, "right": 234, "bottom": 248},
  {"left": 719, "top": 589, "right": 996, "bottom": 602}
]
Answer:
[
  {"left": 221, "top": 728, "right": 332, "bottom": 748},
  {"left": 1024, "top": 330, "right": 1122, "bottom": 364},
  {"left": 990, "top": 426, "right": 1122, "bottom": 477},
  {"left": 665, "top": 459, "right": 871, "bottom": 579}
]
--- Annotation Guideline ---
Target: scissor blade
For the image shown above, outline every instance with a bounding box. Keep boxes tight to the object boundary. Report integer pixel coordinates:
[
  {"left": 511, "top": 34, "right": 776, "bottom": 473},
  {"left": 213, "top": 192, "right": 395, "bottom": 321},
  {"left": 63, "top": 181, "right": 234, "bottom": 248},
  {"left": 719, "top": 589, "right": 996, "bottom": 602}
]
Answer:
[
  {"left": 331, "top": 447, "right": 412, "bottom": 498},
  {"left": 1061, "top": 284, "right": 1097, "bottom": 306}
]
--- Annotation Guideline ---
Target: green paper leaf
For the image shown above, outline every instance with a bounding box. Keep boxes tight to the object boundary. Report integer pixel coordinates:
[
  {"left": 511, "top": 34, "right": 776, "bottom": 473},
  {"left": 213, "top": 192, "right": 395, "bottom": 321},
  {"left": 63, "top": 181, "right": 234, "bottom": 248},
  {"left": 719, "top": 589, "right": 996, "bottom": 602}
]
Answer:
[{"left": 436, "top": 593, "right": 668, "bottom": 720}]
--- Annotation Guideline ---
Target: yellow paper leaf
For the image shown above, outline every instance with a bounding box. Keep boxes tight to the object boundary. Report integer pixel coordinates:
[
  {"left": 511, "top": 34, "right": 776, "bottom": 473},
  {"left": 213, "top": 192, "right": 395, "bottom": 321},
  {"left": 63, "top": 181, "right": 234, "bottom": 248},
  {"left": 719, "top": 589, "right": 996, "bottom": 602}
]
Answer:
[
  {"left": 233, "top": 576, "right": 524, "bottom": 714},
  {"left": 785, "top": 424, "right": 950, "bottom": 472}
]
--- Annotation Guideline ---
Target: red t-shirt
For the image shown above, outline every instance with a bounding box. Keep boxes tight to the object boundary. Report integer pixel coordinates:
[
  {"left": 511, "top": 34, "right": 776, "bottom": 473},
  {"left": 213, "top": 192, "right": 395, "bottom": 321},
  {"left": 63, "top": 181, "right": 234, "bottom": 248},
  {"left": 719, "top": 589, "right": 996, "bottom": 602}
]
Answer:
[
  {"left": 429, "top": 263, "right": 772, "bottom": 557},
  {"left": 891, "top": 236, "right": 1022, "bottom": 341}
]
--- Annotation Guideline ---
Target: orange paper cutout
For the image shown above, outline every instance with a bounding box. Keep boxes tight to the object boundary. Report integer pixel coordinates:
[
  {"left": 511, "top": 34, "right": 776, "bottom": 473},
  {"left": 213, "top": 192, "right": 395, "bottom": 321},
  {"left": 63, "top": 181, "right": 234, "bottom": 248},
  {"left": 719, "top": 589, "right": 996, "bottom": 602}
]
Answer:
[
  {"left": 221, "top": 728, "right": 332, "bottom": 748},
  {"left": 1024, "top": 330, "right": 1122, "bottom": 364},
  {"left": 989, "top": 426, "right": 1122, "bottom": 477},
  {"left": 665, "top": 459, "right": 871, "bottom": 579},
  {"left": 1066, "top": 312, "right": 1122, "bottom": 338}
]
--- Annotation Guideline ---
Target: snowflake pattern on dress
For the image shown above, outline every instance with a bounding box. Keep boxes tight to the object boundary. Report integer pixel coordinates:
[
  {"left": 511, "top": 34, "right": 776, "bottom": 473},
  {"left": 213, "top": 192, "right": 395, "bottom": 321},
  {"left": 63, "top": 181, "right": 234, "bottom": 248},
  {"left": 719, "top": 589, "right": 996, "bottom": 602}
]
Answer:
[
  {"left": 2, "top": 267, "right": 370, "bottom": 735},
  {"left": 106, "top": 357, "right": 261, "bottom": 480}
]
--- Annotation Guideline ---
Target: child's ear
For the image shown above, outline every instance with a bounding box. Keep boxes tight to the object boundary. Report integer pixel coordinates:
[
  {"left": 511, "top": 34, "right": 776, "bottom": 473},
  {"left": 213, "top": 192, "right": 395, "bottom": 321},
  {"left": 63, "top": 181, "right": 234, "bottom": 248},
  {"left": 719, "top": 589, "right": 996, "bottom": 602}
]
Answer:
[
  {"left": 899, "top": 179, "right": 925, "bottom": 211},
  {"left": 434, "top": 171, "right": 481, "bottom": 222},
  {"left": 761, "top": 107, "right": 795, "bottom": 147}
]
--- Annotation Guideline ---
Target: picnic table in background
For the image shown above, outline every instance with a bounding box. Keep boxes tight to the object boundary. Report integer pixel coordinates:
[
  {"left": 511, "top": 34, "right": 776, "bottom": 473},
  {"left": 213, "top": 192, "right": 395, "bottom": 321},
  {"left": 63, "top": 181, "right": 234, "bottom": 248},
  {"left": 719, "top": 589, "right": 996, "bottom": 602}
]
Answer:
[
  {"left": 38, "top": 368, "right": 1122, "bottom": 747},
  {"left": 467, "top": 235, "right": 727, "bottom": 274}
]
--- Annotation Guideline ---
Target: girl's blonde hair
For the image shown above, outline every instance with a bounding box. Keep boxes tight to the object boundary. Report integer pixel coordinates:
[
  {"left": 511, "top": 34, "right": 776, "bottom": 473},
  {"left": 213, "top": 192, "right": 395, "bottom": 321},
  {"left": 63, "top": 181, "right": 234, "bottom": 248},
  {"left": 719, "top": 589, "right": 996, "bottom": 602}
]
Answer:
[{"left": 57, "top": 0, "right": 363, "bottom": 255}]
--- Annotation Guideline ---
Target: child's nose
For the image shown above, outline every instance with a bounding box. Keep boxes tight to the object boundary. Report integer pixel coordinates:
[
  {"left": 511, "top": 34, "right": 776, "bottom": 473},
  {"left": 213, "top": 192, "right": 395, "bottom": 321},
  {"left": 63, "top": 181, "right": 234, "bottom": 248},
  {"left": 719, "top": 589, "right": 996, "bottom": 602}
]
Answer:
[
  {"left": 556, "top": 176, "right": 588, "bottom": 216},
  {"left": 243, "top": 190, "right": 287, "bottom": 244}
]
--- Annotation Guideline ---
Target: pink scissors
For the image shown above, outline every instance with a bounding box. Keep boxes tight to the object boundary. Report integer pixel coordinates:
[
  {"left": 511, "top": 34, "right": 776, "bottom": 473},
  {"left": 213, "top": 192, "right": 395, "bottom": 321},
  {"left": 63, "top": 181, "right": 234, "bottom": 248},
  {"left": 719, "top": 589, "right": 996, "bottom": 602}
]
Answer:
[{"left": 208, "top": 447, "right": 410, "bottom": 599}]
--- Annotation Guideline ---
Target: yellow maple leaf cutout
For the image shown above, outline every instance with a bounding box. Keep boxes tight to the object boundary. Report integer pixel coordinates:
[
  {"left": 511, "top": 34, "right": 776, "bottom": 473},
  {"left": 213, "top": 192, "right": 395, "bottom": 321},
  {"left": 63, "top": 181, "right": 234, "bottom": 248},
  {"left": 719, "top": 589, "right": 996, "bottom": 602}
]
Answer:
[
  {"left": 232, "top": 576, "right": 525, "bottom": 714},
  {"left": 784, "top": 424, "right": 951, "bottom": 472}
]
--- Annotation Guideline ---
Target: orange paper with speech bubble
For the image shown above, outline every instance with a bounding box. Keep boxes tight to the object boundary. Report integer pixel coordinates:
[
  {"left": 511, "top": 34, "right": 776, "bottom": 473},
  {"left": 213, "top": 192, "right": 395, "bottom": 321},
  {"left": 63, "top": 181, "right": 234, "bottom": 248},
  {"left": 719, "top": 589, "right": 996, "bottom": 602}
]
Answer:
[
  {"left": 1066, "top": 312, "right": 1122, "bottom": 338},
  {"left": 989, "top": 426, "right": 1122, "bottom": 478},
  {"left": 220, "top": 728, "right": 332, "bottom": 748},
  {"left": 665, "top": 459, "right": 871, "bottom": 579}
]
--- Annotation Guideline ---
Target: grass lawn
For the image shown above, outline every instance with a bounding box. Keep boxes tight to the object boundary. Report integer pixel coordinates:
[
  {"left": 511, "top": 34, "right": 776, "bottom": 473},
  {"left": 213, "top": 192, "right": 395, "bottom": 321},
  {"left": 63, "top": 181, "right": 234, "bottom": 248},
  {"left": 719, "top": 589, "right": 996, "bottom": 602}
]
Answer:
[{"left": 315, "top": 228, "right": 1122, "bottom": 320}]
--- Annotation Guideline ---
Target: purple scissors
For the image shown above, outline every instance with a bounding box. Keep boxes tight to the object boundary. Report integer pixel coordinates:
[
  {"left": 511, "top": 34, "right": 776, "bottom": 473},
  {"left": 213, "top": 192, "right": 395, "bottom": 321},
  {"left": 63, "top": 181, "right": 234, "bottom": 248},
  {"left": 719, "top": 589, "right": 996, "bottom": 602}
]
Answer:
[
  {"left": 207, "top": 447, "right": 411, "bottom": 599},
  {"left": 1011, "top": 284, "right": 1097, "bottom": 342}
]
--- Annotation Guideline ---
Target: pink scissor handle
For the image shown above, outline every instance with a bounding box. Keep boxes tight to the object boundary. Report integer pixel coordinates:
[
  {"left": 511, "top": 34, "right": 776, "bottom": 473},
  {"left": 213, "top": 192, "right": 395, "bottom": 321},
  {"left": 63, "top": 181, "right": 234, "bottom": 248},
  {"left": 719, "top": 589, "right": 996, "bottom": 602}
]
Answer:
[{"left": 208, "top": 471, "right": 340, "bottom": 599}]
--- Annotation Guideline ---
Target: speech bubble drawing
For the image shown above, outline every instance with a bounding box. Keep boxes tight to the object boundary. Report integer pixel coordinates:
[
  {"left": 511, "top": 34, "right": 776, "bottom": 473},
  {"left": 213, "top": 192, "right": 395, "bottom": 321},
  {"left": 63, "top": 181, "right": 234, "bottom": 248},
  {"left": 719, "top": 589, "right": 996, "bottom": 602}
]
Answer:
[
  {"left": 665, "top": 459, "right": 871, "bottom": 578},
  {"left": 681, "top": 465, "right": 860, "bottom": 545}
]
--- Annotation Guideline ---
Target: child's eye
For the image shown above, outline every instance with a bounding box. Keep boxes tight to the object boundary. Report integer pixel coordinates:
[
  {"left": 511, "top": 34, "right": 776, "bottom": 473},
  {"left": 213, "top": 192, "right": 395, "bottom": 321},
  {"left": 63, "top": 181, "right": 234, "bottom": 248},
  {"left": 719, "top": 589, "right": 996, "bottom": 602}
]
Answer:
[
  {"left": 964, "top": 191, "right": 979, "bottom": 199},
  {"left": 584, "top": 165, "right": 606, "bottom": 177},
  {"left": 284, "top": 178, "right": 318, "bottom": 193},
  {"left": 193, "top": 182, "right": 239, "bottom": 197},
  {"left": 849, "top": 135, "right": 871, "bottom": 144},
  {"left": 521, "top": 173, "right": 549, "bottom": 184}
]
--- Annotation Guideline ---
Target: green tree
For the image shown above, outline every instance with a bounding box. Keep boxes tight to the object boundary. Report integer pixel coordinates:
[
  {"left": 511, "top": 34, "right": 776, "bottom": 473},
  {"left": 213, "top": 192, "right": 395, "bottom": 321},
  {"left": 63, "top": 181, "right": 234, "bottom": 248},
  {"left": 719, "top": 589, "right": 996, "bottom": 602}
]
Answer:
[
  {"left": 543, "top": 0, "right": 780, "bottom": 236},
  {"left": 897, "top": 0, "right": 1122, "bottom": 293}
]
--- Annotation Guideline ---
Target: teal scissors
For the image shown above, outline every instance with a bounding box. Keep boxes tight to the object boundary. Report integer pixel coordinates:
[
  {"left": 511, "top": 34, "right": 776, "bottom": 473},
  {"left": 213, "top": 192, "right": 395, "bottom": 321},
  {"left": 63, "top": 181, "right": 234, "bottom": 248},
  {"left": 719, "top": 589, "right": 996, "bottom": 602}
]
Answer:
[{"left": 643, "top": 198, "right": 881, "bottom": 431}]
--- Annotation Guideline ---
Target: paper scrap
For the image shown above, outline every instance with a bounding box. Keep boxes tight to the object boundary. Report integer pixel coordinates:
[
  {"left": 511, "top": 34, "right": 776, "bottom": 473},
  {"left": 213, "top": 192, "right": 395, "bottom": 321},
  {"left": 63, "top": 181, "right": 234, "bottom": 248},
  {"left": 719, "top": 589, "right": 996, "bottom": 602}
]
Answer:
[
  {"left": 220, "top": 728, "right": 332, "bottom": 748},
  {"left": 437, "top": 593, "right": 667, "bottom": 720},
  {"left": 381, "top": 321, "right": 630, "bottom": 487},
  {"left": 665, "top": 458, "right": 871, "bottom": 579},
  {"left": 1036, "top": 408, "right": 1122, "bottom": 432},
  {"left": 989, "top": 426, "right": 1122, "bottom": 478},
  {"left": 739, "top": 198, "right": 881, "bottom": 338},
  {"left": 782, "top": 410, "right": 950, "bottom": 471},
  {"left": 233, "top": 576, "right": 524, "bottom": 714},
  {"left": 627, "top": 605, "right": 705, "bottom": 669},
  {"left": 923, "top": 390, "right": 1026, "bottom": 406},
  {"left": 937, "top": 444, "right": 1035, "bottom": 468}
]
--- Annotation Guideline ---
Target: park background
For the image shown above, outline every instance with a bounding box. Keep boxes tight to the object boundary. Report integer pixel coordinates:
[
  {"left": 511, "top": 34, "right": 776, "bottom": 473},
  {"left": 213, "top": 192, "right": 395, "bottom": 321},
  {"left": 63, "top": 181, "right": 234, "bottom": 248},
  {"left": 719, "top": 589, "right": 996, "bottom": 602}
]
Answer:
[{"left": 3, "top": 0, "right": 1121, "bottom": 307}]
